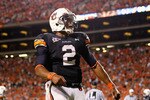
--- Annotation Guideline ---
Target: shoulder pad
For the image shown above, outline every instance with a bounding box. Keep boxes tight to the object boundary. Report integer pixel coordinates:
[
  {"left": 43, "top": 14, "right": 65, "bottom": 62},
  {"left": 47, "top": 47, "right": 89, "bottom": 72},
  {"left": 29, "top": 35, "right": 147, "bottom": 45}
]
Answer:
[
  {"left": 34, "top": 33, "right": 53, "bottom": 48},
  {"left": 74, "top": 32, "right": 91, "bottom": 44}
]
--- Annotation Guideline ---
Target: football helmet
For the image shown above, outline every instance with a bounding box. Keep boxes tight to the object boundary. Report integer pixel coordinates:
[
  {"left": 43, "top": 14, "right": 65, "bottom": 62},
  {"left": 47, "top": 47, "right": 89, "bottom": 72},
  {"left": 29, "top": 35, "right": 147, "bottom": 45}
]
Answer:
[
  {"left": 143, "top": 89, "right": 150, "bottom": 96},
  {"left": 49, "top": 8, "right": 76, "bottom": 34}
]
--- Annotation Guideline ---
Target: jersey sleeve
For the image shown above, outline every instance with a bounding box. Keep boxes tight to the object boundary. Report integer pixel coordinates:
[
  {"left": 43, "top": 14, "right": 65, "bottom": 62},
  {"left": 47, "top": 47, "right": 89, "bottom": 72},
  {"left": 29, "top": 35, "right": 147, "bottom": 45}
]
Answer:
[
  {"left": 34, "top": 34, "right": 47, "bottom": 49},
  {"left": 80, "top": 43, "right": 97, "bottom": 68},
  {"left": 78, "top": 32, "right": 97, "bottom": 67},
  {"left": 34, "top": 34, "right": 48, "bottom": 66},
  {"left": 80, "top": 32, "right": 91, "bottom": 45}
]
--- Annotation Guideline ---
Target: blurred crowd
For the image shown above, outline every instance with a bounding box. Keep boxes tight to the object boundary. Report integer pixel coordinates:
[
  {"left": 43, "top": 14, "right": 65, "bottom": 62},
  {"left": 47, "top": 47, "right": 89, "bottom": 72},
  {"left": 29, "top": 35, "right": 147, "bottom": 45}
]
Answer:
[
  {"left": 0, "top": 45, "right": 149, "bottom": 100},
  {"left": 0, "top": 56, "right": 45, "bottom": 99},
  {"left": 0, "top": 0, "right": 149, "bottom": 24},
  {"left": 81, "top": 45, "right": 150, "bottom": 100}
]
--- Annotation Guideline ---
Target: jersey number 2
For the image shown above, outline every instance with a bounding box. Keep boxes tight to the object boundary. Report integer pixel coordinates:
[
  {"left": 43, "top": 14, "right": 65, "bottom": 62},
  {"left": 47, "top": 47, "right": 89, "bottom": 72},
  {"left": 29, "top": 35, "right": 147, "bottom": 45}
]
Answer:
[{"left": 62, "top": 45, "right": 76, "bottom": 66}]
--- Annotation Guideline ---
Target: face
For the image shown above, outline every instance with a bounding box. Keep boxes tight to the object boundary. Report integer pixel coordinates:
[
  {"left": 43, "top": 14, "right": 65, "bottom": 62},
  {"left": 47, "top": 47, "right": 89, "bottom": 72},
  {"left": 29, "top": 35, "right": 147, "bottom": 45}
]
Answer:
[
  {"left": 61, "top": 14, "right": 75, "bottom": 29},
  {"left": 129, "top": 92, "right": 134, "bottom": 96}
]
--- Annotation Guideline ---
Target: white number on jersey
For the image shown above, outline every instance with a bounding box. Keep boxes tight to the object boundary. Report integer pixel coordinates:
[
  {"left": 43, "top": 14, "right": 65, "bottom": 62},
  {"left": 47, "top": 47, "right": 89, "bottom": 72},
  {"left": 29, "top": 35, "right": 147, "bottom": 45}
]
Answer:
[
  {"left": 89, "top": 91, "right": 96, "bottom": 99},
  {"left": 62, "top": 45, "right": 76, "bottom": 66}
]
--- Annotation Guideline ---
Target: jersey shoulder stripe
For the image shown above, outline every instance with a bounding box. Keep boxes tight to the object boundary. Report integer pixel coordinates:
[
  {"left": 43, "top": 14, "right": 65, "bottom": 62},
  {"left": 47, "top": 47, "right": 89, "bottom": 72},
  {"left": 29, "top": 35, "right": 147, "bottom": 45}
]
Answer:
[
  {"left": 34, "top": 39, "right": 46, "bottom": 48},
  {"left": 34, "top": 33, "right": 54, "bottom": 48},
  {"left": 34, "top": 33, "right": 52, "bottom": 48}
]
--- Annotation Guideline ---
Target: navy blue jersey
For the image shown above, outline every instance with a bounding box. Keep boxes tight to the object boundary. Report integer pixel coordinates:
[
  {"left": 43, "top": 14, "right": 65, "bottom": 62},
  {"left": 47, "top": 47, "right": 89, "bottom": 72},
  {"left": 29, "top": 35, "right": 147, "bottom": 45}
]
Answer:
[{"left": 34, "top": 32, "right": 96, "bottom": 84}]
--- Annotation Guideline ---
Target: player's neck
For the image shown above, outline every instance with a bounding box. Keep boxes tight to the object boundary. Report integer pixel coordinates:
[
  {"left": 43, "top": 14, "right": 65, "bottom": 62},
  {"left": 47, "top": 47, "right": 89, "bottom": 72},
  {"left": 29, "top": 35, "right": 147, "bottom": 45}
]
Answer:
[{"left": 55, "top": 32, "right": 68, "bottom": 38}]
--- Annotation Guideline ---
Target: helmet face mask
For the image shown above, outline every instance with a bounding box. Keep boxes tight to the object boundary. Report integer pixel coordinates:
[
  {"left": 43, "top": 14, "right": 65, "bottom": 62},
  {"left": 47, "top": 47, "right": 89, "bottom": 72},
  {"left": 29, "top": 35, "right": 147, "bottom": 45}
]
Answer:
[
  {"left": 61, "top": 14, "right": 75, "bottom": 28},
  {"left": 49, "top": 8, "right": 77, "bottom": 34}
]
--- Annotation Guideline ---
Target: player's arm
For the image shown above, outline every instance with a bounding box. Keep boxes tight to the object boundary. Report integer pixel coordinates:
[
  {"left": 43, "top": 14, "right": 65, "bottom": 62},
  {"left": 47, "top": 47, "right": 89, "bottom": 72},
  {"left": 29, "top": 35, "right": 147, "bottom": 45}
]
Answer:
[
  {"left": 35, "top": 63, "right": 66, "bottom": 86},
  {"left": 80, "top": 33, "right": 120, "bottom": 99},
  {"left": 92, "top": 61, "right": 116, "bottom": 89},
  {"left": 82, "top": 50, "right": 120, "bottom": 99},
  {"left": 92, "top": 62, "right": 120, "bottom": 99},
  {"left": 34, "top": 36, "right": 66, "bottom": 86},
  {"left": 81, "top": 46, "right": 116, "bottom": 86}
]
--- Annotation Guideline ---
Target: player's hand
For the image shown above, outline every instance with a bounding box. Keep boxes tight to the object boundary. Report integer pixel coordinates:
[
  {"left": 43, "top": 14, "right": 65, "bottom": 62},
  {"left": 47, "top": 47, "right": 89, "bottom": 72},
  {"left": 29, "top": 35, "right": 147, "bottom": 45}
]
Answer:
[
  {"left": 51, "top": 74, "right": 67, "bottom": 86},
  {"left": 112, "top": 87, "right": 120, "bottom": 100}
]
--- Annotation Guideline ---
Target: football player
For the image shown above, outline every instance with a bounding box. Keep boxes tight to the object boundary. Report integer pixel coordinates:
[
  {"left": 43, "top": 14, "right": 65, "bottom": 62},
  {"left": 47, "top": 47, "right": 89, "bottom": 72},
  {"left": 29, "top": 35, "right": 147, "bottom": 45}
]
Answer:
[
  {"left": 0, "top": 85, "right": 7, "bottom": 100},
  {"left": 124, "top": 89, "right": 137, "bottom": 100},
  {"left": 34, "top": 8, "right": 120, "bottom": 100},
  {"left": 143, "top": 89, "right": 150, "bottom": 100},
  {"left": 85, "top": 82, "right": 106, "bottom": 100}
]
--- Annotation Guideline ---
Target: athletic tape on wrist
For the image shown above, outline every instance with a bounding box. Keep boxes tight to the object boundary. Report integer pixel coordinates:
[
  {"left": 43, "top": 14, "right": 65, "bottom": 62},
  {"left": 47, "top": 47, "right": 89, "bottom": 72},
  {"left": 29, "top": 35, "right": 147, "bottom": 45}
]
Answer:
[
  {"left": 107, "top": 82, "right": 113, "bottom": 90},
  {"left": 47, "top": 73, "right": 56, "bottom": 80}
]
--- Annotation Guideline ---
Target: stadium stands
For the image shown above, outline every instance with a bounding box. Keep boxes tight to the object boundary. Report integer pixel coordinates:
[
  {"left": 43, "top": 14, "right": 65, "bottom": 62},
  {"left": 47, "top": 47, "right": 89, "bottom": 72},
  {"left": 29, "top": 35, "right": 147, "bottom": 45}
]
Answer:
[
  {"left": 0, "top": 56, "right": 45, "bottom": 99},
  {"left": 82, "top": 45, "right": 150, "bottom": 100},
  {"left": 0, "top": 0, "right": 149, "bottom": 99},
  {"left": 0, "top": 46, "right": 149, "bottom": 99},
  {"left": 0, "top": 0, "right": 149, "bottom": 24}
]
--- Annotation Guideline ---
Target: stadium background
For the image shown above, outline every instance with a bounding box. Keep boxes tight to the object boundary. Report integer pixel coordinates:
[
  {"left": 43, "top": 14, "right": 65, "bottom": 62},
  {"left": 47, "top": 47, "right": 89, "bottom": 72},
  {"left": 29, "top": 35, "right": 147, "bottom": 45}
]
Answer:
[{"left": 0, "top": 0, "right": 150, "bottom": 100}]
